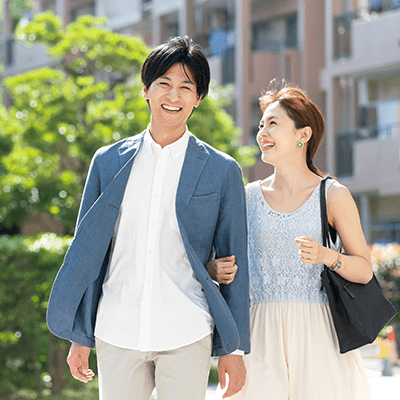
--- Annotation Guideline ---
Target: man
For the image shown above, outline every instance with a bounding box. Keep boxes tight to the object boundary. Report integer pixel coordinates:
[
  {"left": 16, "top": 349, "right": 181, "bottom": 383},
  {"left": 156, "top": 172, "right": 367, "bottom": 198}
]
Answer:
[{"left": 47, "top": 36, "right": 250, "bottom": 400}]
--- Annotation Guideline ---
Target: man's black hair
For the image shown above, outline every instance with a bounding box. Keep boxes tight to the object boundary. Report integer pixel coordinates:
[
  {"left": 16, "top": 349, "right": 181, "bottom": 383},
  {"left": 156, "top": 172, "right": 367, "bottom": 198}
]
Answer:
[{"left": 141, "top": 36, "right": 210, "bottom": 100}]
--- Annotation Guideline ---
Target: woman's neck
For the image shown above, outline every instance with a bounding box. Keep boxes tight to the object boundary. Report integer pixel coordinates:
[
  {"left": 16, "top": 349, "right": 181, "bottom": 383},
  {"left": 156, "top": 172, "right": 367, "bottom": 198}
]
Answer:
[{"left": 266, "top": 164, "right": 320, "bottom": 194}]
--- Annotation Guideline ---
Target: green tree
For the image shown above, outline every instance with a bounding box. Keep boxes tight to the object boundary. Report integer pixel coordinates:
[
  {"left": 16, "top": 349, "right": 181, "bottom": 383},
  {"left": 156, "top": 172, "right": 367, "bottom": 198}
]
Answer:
[
  {"left": 0, "top": 234, "right": 73, "bottom": 397},
  {"left": 370, "top": 243, "right": 400, "bottom": 324},
  {"left": 1, "top": 12, "right": 257, "bottom": 234}
]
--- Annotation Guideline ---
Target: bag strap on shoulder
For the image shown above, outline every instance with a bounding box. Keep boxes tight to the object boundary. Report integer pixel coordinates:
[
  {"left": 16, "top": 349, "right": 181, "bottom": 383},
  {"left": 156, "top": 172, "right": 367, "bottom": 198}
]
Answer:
[{"left": 320, "top": 177, "right": 331, "bottom": 248}]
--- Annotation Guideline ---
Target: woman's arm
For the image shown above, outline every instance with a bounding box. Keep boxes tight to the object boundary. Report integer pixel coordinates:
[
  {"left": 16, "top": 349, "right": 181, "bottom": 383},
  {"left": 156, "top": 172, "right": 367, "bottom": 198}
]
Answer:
[
  {"left": 295, "top": 181, "right": 373, "bottom": 284},
  {"left": 326, "top": 181, "right": 373, "bottom": 283}
]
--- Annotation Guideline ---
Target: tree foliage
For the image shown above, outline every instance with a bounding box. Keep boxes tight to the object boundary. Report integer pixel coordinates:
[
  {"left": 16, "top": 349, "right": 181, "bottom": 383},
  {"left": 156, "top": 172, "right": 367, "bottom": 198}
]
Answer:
[
  {"left": 370, "top": 243, "right": 400, "bottom": 324},
  {"left": 1, "top": 12, "right": 257, "bottom": 234},
  {"left": 0, "top": 234, "right": 74, "bottom": 397}
]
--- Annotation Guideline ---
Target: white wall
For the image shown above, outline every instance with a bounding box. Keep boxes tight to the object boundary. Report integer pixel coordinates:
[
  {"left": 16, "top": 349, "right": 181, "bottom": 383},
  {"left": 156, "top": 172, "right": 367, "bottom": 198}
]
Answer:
[
  {"left": 2, "top": 40, "right": 51, "bottom": 77},
  {"left": 341, "top": 136, "right": 400, "bottom": 196},
  {"left": 97, "top": 0, "right": 142, "bottom": 30}
]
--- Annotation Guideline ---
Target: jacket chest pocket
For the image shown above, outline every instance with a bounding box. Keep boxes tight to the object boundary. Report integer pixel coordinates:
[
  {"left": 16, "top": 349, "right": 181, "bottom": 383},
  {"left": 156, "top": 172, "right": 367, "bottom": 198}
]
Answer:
[{"left": 185, "top": 193, "right": 220, "bottom": 234}]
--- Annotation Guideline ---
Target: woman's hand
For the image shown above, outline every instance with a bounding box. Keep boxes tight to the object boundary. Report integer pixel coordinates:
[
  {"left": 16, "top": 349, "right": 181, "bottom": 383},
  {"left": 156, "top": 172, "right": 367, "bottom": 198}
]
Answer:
[
  {"left": 294, "top": 236, "right": 334, "bottom": 265},
  {"left": 206, "top": 255, "right": 238, "bottom": 284}
]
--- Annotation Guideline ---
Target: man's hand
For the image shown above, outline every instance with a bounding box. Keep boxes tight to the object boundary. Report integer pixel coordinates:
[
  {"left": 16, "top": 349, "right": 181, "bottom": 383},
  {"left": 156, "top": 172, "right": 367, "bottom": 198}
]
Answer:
[
  {"left": 67, "top": 342, "right": 95, "bottom": 383},
  {"left": 206, "top": 256, "right": 238, "bottom": 284},
  {"left": 218, "top": 354, "right": 246, "bottom": 398}
]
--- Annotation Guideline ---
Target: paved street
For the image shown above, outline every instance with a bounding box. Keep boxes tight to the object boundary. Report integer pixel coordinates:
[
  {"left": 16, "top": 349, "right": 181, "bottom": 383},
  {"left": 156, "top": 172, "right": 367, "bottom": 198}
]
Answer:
[
  {"left": 151, "top": 357, "right": 399, "bottom": 399},
  {"left": 207, "top": 359, "right": 400, "bottom": 399},
  {"left": 209, "top": 359, "right": 400, "bottom": 399},
  {"left": 363, "top": 358, "right": 400, "bottom": 399}
]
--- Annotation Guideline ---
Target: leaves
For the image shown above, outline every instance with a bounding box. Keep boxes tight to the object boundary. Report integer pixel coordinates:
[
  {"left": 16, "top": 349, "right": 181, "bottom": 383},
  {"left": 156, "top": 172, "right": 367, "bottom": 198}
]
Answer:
[
  {"left": 1, "top": 12, "right": 257, "bottom": 234},
  {"left": 0, "top": 234, "right": 72, "bottom": 396},
  {"left": 370, "top": 243, "right": 400, "bottom": 324}
]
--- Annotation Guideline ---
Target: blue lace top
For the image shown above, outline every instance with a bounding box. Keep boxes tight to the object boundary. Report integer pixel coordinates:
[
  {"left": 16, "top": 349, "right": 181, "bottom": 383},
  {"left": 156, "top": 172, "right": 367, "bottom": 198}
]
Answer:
[{"left": 246, "top": 180, "right": 335, "bottom": 306}]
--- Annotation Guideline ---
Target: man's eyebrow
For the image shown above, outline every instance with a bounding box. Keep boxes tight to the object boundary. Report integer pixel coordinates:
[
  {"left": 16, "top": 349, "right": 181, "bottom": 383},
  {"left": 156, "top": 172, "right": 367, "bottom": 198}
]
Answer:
[{"left": 159, "top": 75, "right": 195, "bottom": 85}]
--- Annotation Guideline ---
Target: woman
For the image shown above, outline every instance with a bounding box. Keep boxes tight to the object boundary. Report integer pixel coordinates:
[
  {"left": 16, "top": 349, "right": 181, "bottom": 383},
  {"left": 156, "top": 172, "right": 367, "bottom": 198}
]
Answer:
[{"left": 209, "top": 84, "right": 373, "bottom": 399}]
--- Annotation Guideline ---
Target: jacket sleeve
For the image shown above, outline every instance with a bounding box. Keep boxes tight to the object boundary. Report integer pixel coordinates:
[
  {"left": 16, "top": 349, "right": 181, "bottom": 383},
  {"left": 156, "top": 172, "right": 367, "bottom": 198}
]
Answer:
[
  {"left": 213, "top": 161, "right": 250, "bottom": 354},
  {"left": 74, "top": 150, "right": 102, "bottom": 233}
]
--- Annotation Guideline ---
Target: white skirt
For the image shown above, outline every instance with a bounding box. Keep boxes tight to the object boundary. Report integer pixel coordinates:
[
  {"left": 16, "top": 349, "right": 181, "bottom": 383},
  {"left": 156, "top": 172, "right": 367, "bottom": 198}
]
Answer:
[{"left": 224, "top": 302, "right": 371, "bottom": 400}]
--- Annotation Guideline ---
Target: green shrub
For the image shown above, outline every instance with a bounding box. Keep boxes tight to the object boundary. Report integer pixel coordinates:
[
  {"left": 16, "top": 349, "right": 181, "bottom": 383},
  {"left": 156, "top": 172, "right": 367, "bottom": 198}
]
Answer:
[
  {"left": 0, "top": 233, "right": 76, "bottom": 398},
  {"left": 370, "top": 243, "right": 400, "bottom": 324},
  {"left": 370, "top": 243, "right": 400, "bottom": 351}
]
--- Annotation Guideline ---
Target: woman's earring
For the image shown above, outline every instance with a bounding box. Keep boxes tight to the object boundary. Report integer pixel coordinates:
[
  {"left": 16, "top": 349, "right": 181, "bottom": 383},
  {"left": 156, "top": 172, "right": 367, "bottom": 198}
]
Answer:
[{"left": 297, "top": 141, "right": 304, "bottom": 149}]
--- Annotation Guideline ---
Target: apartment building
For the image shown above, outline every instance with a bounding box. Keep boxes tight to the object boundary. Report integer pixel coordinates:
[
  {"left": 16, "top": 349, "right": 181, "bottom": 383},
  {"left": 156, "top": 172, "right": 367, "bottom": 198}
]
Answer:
[
  {"left": 2, "top": 0, "right": 326, "bottom": 181},
  {"left": 5, "top": 0, "right": 398, "bottom": 244},
  {"left": 321, "top": 0, "right": 400, "bottom": 244}
]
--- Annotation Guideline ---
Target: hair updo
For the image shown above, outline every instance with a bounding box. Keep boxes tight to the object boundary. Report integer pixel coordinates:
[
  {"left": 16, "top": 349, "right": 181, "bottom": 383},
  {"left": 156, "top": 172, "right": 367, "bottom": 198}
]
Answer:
[{"left": 259, "top": 81, "right": 325, "bottom": 177}]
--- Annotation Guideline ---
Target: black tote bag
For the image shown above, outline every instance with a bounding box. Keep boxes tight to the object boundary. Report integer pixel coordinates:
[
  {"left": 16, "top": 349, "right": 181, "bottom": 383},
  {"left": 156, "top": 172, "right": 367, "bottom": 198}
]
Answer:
[{"left": 320, "top": 177, "right": 397, "bottom": 354}]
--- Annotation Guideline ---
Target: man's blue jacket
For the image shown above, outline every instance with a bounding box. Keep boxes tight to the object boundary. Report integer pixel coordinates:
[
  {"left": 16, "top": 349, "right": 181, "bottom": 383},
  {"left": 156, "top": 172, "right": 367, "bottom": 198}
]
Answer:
[{"left": 46, "top": 130, "right": 250, "bottom": 357}]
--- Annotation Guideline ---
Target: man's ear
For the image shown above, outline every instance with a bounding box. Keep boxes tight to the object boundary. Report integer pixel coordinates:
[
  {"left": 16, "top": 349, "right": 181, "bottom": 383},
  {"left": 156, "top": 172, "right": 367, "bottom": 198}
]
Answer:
[
  {"left": 300, "top": 126, "right": 313, "bottom": 143},
  {"left": 142, "top": 84, "right": 149, "bottom": 99}
]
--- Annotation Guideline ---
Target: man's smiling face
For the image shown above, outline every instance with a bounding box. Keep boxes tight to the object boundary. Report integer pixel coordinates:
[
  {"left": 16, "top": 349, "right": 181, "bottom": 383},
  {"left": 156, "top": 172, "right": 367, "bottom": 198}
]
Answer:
[{"left": 143, "top": 62, "right": 201, "bottom": 135}]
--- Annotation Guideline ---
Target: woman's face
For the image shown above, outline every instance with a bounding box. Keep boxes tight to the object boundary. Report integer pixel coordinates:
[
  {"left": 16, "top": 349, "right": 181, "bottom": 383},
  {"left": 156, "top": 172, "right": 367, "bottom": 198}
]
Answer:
[{"left": 256, "top": 101, "right": 300, "bottom": 165}]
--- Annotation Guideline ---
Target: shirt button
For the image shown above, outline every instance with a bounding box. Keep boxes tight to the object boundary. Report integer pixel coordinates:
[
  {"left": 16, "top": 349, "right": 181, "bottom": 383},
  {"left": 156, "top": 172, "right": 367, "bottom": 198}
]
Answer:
[
  {"left": 148, "top": 250, "right": 152, "bottom": 254},
  {"left": 144, "top": 306, "right": 148, "bottom": 311},
  {"left": 152, "top": 222, "right": 156, "bottom": 227},
  {"left": 154, "top": 194, "right": 158, "bottom": 199},
  {"left": 158, "top": 167, "right": 162, "bottom": 171},
  {"left": 147, "top": 279, "right": 151, "bottom": 283}
]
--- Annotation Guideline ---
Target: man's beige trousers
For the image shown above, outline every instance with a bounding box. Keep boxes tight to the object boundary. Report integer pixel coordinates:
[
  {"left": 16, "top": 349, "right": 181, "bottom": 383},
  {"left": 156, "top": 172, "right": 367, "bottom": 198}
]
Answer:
[{"left": 95, "top": 335, "right": 212, "bottom": 400}]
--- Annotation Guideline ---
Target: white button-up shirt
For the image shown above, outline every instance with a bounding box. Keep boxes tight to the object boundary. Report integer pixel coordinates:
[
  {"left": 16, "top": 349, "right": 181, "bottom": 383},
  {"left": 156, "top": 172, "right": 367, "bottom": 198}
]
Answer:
[{"left": 94, "top": 128, "right": 214, "bottom": 351}]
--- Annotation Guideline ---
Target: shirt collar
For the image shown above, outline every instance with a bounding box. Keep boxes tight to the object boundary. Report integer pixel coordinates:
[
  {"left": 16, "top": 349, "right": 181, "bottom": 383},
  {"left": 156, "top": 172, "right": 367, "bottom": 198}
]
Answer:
[{"left": 143, "top": 124, "right": 190, "bottom": 160}]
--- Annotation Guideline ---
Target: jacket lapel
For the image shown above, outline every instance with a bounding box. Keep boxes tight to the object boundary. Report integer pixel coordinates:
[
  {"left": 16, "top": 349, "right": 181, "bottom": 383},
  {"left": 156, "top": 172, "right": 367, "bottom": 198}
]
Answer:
[
  {"left": 118, "top": 131, "right": 145, "bottom": 168},
  {"left": 98, "top": 132, "right": 145, "bottom": 208},
  {"left": 176, "top": 134, "right": 209, "bottom": 215}
]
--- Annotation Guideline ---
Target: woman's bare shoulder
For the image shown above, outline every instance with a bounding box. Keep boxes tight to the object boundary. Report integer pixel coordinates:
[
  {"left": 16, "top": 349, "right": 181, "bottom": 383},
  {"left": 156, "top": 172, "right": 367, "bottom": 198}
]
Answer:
[{"left": 327, "top": 180, "right": 353, "bottom": 204}]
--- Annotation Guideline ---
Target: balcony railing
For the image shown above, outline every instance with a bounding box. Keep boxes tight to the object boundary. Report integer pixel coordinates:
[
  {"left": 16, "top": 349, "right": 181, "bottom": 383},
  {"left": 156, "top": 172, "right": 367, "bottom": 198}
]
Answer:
[
  {"left": 371, "top": 217, "right": 400, "bottom": 245},
  {"left": 367, "top": 0, "right": 400, "bottom": 14},
  {"left": 142, "top": 0, "right": 152, "bottom": 15},
  {"left": 333, "top": 11, "right": 354, "bottom": 59},
  {"left": 333, "top": 2, "right": 400, "bottom": 60},
  {"left": 252, "top": 38, "right": 297, "bottom": 53},
  {"left": 335, "top": 123, "right": 400, "bottom": 177}
]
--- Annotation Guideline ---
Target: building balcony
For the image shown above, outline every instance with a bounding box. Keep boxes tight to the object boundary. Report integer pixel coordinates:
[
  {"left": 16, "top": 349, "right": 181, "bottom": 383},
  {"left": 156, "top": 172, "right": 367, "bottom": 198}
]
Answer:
[
  {"left": 336, "top": 124, "right": 400, "bottom": 196},
  {"left": 371, "top": 217, "right": 400, "bottom": 244},
  {"left": 331, "top": 4, "right": 400, "bottom": 74}
]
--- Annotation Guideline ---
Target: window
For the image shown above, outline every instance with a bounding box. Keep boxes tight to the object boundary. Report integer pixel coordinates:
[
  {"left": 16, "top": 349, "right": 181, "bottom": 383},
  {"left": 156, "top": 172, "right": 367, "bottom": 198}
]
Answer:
[
  {"left": 222, "top": 47, "right": 235, "bottom": 84},
  {"left": 70, "top": 2, "right": 95, "bottom": 22},
  {"left": 358, "top": 98, "right": 400, "bottom": 140},
  {"left": 143, "top": 0, "right": 152, "bottom": 10},
  {"left": 162, "top": 12, "right": 179, "bottom": 43},
  {"left": 252, "top": 14, "right": 298, "bottom": 52},
  {"left": 333, "top": 11, "right": 353, "bottom": 59},
  {"left": 193, "top": 0, "right": 235, "bottom": 57},
  {"left": 6, "top": 37, "right": 14, "bottom": 66}
]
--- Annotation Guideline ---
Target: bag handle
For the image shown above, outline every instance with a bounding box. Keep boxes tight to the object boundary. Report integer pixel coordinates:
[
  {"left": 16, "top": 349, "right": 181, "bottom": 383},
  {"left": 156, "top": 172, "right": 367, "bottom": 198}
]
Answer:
[{"left": 319, "top": 177, "right": 331, "bottom": 249}]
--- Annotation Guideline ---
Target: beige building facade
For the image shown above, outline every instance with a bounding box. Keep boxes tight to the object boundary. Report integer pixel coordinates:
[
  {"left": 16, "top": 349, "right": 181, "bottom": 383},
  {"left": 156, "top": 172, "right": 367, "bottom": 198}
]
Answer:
[
  {"left": 2, "top": 0, "right": 399, "bottom": 243},
  {"left": 321, "top": 0, "right": 400, "bottom": 244},
  {"left": 2, "top": 0, "right": 326, "bottom": 179}
]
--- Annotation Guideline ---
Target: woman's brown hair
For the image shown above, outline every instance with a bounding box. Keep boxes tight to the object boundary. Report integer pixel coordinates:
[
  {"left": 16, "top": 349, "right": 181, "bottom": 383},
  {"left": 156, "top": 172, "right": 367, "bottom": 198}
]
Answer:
[{"left": 259, "top": 82, "right": 325, "bottom": 177}]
